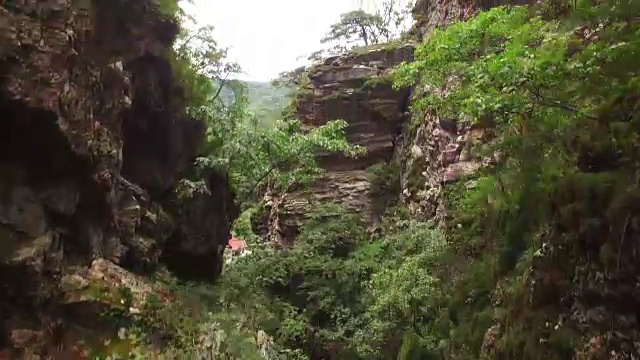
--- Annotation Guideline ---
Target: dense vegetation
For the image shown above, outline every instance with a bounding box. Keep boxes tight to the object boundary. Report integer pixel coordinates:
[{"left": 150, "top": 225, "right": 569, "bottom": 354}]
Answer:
[{"left": 95, "top": 0, "right": 640, "bottom": 359}]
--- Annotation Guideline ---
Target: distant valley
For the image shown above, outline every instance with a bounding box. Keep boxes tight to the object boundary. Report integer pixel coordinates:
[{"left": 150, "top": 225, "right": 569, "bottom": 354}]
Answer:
[{"left": 219, "top": 80, "right": 294, "bottom": 126}]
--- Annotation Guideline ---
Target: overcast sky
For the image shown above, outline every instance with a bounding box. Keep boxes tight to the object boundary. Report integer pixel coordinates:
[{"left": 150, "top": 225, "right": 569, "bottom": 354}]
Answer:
[{"left": 184, "top": 0, "right": 400, "bottom": 82}]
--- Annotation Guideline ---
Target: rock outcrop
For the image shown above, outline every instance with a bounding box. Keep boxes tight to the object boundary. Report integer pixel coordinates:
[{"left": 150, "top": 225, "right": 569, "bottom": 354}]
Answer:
[
  {"left": 398, "top": 0, "right": 534, "bottom": 220},
  {"left": 0, "top": 0, "right": 236, "bottom": 356},
  {"left": 397, "top": 111, "right": 496, "bottom": 221},
  {"left": 254, "top": 45, "right": 414, "bottom": 243}
]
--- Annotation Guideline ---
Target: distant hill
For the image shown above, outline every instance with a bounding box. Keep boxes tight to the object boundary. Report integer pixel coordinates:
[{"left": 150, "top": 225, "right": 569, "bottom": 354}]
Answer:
[{"left": 219, "top": 80, "right": 294, "bottom": 126}]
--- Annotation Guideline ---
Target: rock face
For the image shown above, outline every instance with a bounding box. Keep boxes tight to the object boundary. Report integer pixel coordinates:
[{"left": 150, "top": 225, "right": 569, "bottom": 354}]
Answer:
[
  {"left": 401, "top": 2, "right": 640, "bottom": 358},
  {"left": 410, "top": 0, "right": 536, "bottom": 38},
  {"left": 0, "top": 0, "right": 236, "bottom": 356},
  {"left": 398, "top": 0, "right": 526, "bottom": 220},
  {"left": 254, "top": 45, "right": 414, "bottom": 243},
  {"left": 397, "top": 111, "right": 496, "bottom": 220}
]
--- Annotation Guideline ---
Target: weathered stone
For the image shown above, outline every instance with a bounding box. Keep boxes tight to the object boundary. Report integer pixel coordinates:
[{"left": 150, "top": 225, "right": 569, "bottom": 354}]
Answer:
[
  {"left": 255, "top": 45, "right": 414, "bottom": 241},
  {"left": 309, "top": 65, "right": 380, "bottom": 84},
  {"left": 410, "top": 144, "right": 423, "bottom": 159},
  {"left": 59, "top": 258, "right": 171, "bottom": 331},
  {"left": 10, "top": 329, "right": 43, "bottom": 350},
  {"left": 480, "top": 323, "right": 501, "bottom": 359},
  {"left": 443, "top": 161, "right": 482, "bottom": 183},
  {"left": 162, "top": 171, "right": 238, "bottom": 281},
  {"left": 7, "top": 233, "right": 54, "bottom": 266},
  {"left": 60, "top": 274, "right": 89, "bottom": 293},
  {"left": 37, "top": 181, "right": 80, "bottom": 215},
  {"left": 0, "top": 0, "right": 237, "bottom": 353}
]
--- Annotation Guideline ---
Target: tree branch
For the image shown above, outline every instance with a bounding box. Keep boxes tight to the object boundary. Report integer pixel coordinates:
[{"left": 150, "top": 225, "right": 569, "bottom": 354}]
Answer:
[
  {"left": 211, "top": 72, "right": 231, "bottom": 103},
  {"left": 529, "top": 87, "right": 596, "bottom": 120}
]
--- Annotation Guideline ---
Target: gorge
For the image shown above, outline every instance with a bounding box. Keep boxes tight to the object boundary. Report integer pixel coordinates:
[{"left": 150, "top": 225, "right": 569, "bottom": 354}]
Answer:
[{"left": 2, "top": 0, "right": 640, "bottom": 359}]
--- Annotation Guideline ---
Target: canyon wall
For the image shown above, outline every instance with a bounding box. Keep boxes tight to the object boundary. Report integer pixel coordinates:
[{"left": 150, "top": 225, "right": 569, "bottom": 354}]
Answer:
[{"left": 0, "top": 0, "right": 236, "bottom": 356}]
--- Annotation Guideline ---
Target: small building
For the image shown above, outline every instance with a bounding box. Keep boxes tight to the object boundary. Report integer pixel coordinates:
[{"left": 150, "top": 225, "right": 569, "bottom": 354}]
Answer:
[
  {"left": 228, "top": 236, "right": 247, "bottom": 253},
  {"left": 225, "top": 236, "right": 250, "bottom": 264}
]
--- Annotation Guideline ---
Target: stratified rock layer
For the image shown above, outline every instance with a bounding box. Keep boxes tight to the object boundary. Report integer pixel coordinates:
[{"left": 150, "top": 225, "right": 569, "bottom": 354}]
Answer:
[{"left": 254, "top": 45, "right": 414, "bottom": 243}]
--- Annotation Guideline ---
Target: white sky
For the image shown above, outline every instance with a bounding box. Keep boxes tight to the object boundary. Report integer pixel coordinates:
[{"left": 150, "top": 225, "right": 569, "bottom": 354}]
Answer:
[{"left": 184, "top": 0, "right": 399, "bottom": 82}]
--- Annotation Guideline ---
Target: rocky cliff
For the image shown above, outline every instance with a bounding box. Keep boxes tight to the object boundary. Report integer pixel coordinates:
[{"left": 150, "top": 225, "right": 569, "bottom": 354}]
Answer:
[
  {"left": 0, "top": 0, "right": 236, "bottom": 356},
  {"left": 253, "top": 45, "right": 414, "bottom": 244},
  {"left": 396, "top": 96, "right": 497, "bottom": 221},
  {"left": 400, "top": 2, "right": 640, "bottom": 359}
]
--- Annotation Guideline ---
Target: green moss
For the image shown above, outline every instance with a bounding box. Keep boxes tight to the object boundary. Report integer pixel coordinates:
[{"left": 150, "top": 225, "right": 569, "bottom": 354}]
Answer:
[{"left": 443, "top": 173, "right": 496, "bottom": 254}]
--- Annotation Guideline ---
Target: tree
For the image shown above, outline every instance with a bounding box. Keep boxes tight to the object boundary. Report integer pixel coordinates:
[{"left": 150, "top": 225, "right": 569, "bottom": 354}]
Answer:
[
  {"left": 321, "top": 10, "right": 387, "bottom": 47},
  {"left": 272, "top": 66, "right": 309, "bottom": 88},
  {"left": 309, "top": 0, "right": 414, "bottom": 61},
  {"left": 171, "top": 23, "right": 241, "bottom": 108},
  {"left": 214, "top": 117, "right": 366, "bottom": 202},
  {"left": 175, "top": 31, "right": 365, "bottom": 203}
]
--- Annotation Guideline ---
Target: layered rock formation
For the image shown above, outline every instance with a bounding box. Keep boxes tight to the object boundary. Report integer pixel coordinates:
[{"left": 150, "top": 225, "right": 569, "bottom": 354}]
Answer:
[
  {"left": 0, "top": 0, "right": 236, "bottom": 356},
  {"left": 254, "top": 45, "right": 414, "bottom": 243}
]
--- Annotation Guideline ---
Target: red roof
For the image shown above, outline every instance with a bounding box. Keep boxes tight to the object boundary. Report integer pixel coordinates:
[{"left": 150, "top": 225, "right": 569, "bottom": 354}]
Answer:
[{"left": 227, "top": 237, "right": 247, "bottom": 250}]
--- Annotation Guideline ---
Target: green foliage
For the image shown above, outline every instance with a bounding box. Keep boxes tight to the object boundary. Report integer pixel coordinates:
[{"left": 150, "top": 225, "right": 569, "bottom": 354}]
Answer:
[
  {"left": 156, "top": 0, "right": 188, "bottom": 17},
  {"left": 391, "top": 2, "right": 640, "bottom": 358},
  {"left": 198, "top": 114, "right": 365, "bottom": 202},
  {"left": 218, "top": 81, "right": 294, "bottom": 128},
  {"left": 87, "top": 273, "right": 285, "bottom": 359},
  {"left": 367, "top": 162, "right": 400, "bottom": 215},
  {"left": 368, "top": 223, "right": 444, "bottom": 322},
  {"left": 164, "top": 1, "right": 364, "bottom": 205},
  {"left": 214, "top": 201, "right": 455, "bottom": 359},
  {"left": 362, "top": 220, "right": 448, "bottom": 354},
  {"left": 170, "top": 20, "right": 240, "bottom": 109},
  {"left": 216, "top": 204, "right": 377, "bottom": 358},
  {"left": 273, "top": 66, "right": 310, "bottom": 89}
]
